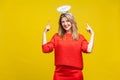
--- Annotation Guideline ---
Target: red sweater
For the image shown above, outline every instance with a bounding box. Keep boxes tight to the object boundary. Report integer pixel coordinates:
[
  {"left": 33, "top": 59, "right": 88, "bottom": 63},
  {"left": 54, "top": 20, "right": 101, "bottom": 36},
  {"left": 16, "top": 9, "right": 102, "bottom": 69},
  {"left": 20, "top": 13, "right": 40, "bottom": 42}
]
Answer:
[{"left": 42, "top": 33, "right": 88, "bottom": 69}]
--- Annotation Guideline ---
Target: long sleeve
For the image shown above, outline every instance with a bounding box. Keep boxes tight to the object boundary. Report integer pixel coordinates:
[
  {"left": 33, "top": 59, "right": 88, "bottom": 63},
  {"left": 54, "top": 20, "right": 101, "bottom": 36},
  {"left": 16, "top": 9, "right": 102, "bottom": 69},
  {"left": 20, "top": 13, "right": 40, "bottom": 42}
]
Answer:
[
  {"left": 42, "top": 34, "right": 56, "bottom": 53},
  {"left": 81, "top": 35, "right": 89, "bottom": 53}
]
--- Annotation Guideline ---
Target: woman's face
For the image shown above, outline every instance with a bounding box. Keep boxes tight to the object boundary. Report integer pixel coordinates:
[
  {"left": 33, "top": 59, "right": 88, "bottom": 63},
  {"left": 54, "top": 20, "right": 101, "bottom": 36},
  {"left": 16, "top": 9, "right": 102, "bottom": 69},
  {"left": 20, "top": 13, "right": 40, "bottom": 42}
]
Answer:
[{"left": 61, "top": 17, "right": 72, "bottom": 32}]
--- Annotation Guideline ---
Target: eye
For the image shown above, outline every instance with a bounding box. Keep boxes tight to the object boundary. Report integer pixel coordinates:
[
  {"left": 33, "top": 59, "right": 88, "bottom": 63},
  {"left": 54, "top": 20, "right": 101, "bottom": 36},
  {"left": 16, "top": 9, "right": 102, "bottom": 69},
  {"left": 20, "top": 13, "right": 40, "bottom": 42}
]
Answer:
[
  {"left": 66, "top": 20, "right": 70, "bottom": 22},
  {"left": 61, "top": 21, "right": 65, "bottom": 23}
]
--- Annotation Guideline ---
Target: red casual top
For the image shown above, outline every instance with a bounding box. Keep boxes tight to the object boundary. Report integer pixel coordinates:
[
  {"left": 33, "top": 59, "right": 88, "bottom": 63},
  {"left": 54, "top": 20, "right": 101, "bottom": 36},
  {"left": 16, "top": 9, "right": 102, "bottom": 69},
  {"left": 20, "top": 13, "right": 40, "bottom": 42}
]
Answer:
[{"left": 42, "top": 33, "right": 88, "bottom": 69}]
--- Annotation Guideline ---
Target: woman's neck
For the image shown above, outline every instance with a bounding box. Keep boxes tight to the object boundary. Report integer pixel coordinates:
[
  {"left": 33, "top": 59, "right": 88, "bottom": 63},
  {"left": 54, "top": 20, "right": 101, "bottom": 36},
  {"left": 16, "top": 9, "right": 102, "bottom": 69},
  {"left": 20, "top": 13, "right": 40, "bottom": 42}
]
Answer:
[{"left": 66, "top": 29, "right": 72, "bottom": 34}]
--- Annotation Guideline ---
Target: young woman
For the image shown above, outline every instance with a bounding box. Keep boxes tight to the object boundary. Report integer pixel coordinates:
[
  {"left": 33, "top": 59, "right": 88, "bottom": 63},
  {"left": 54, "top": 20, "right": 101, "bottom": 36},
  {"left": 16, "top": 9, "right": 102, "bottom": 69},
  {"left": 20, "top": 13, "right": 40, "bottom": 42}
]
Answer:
[{"left": 42, "top": 12, "right": 94, "bottom": 80}]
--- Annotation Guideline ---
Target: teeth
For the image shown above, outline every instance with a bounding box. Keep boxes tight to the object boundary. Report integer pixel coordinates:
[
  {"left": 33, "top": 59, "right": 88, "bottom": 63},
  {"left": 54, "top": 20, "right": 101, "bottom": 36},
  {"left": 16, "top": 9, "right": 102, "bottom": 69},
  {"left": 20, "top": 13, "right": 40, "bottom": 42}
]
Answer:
[
  {"left": 65, "top": 27, "right": 68, "bottom": 28},
  {"left": 65, "top": 26, "right": 68, "bottom": 28}
]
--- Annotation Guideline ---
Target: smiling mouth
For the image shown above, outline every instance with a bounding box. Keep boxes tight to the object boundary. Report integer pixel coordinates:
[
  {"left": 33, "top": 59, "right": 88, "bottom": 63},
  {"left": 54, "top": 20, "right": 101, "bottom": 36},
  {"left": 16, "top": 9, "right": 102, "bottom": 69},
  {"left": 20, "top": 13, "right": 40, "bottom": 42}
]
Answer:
[{"left": 64, "top": 25, "right": 69, "bottom": 28}]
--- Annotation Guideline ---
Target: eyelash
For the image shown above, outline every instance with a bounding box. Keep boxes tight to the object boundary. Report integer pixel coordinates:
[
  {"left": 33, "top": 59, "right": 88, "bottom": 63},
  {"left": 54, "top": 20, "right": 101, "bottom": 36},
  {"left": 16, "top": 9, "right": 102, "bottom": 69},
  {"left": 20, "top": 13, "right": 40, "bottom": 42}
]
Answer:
[{"left": 61, "top": 20, "right": 70, "bottom": 23}]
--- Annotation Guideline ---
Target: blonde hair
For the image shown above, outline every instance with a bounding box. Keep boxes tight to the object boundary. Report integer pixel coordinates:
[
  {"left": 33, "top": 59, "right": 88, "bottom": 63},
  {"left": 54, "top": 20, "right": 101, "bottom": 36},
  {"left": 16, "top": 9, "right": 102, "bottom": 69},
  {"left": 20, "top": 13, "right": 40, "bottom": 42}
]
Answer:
[{"left": 58, "top": 12, "right": 79, "bottom": 40}]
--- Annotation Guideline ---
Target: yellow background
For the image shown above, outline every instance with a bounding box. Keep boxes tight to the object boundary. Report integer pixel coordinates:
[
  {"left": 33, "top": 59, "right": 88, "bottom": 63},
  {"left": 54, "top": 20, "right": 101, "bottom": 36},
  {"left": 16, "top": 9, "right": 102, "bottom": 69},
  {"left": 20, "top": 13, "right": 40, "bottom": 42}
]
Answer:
[{"left": 0, "top": 0, "right": 120, "bottom": 80}]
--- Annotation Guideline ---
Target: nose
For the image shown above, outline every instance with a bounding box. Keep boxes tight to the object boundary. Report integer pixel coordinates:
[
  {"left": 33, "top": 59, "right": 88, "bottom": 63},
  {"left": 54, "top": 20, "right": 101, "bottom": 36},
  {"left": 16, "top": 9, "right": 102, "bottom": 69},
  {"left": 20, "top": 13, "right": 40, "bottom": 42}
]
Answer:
[{"left": 64, "top": 21, "right": 67, "bottom": 25}]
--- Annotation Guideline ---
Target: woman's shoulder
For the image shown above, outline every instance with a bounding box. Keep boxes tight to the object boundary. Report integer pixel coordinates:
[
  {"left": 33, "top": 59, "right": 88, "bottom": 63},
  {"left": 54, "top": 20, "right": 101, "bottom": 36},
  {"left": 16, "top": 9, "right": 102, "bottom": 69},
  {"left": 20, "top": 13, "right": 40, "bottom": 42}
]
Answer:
[
  {"left": 52, "top": 33, "right": 59, "bottom": 38},
  {"left": 53, "top": 33, "right": 59, "bottom": 36},
  {"left": 78, "top": 33, "right": 84, "bottom": 37},
  {"left": 78, "top": 33, "right": 86, "bottom": 39}
]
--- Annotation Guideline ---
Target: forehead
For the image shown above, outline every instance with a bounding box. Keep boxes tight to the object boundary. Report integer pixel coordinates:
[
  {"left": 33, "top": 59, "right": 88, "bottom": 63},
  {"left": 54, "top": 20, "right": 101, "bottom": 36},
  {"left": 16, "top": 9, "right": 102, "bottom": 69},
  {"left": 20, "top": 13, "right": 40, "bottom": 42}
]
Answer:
[{"left": 61, "top": 17, "right": 68, "bottom": 21}]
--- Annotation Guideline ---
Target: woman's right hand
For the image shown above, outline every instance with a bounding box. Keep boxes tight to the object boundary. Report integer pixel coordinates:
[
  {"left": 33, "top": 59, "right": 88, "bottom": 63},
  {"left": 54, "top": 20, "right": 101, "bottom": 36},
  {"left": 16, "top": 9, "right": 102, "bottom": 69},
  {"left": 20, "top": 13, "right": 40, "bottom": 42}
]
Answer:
[
  {"left": 42, "top": 24, "right": 50, "bottom": 45},
  {"left": 44, "top": 24, "right": 51, "bottom": 33}
]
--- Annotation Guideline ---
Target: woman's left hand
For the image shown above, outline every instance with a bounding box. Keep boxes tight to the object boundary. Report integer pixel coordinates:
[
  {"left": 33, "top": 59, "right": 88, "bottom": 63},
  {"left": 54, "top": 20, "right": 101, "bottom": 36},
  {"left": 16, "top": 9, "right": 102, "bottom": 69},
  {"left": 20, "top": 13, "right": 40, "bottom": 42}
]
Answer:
[
  {"left": 86, "top": 23, "right": 94, "bottom": 35},
  {"left": 86, "top": 23, "right": 94, "bottom": 52}
]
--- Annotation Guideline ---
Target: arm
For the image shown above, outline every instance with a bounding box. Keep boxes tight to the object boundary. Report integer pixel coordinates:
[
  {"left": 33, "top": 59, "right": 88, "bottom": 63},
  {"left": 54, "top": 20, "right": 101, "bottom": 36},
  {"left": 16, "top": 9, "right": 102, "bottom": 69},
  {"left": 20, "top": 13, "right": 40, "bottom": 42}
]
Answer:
[
  {"left": 86, "top": 23, "right": 94, "bottom": 53},
  {"left": 42, "top": 24, "right": 54, "bottom": 53},
  {"left": 42, "top": 24, "right": 50, "bottom": 45}
]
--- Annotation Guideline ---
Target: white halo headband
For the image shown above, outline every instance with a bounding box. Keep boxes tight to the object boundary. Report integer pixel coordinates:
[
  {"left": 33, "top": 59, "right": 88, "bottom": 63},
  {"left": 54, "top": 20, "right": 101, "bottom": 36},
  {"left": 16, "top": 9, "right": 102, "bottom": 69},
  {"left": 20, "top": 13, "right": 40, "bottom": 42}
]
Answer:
[{"left": 57, "top": 5, "right": 71, "bottom": 13}]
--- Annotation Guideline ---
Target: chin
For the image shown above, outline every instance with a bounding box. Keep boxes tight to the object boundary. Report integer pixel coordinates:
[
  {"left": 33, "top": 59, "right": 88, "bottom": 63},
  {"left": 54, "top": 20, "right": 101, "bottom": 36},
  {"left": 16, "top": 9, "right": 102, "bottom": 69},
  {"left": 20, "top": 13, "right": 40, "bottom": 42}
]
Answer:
[{"left": 64, "top": 28, "right": 71, "bottom": 31}]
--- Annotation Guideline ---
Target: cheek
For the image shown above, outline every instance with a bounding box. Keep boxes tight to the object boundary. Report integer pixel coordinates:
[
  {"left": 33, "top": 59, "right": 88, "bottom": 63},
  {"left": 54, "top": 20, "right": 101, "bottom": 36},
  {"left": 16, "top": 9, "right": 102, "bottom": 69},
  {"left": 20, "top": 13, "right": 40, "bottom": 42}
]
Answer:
[
  {"left": 68, "top": 23, "right": 71, "bottom": 27},
  {"left": 61, "top": 23, "right": 64, "bottom": 27},
  {"left": 68, "top": 24, "right": 71, "bottom": 27}
]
